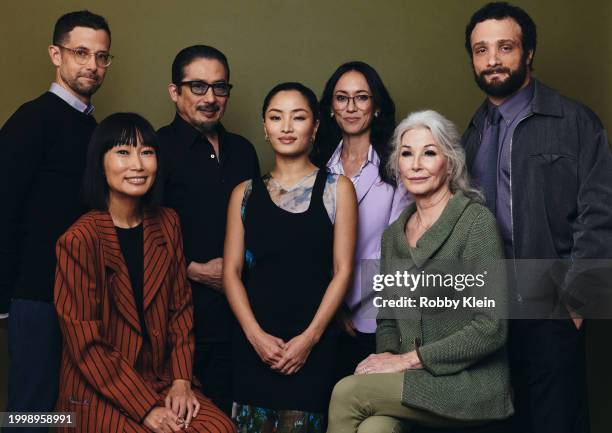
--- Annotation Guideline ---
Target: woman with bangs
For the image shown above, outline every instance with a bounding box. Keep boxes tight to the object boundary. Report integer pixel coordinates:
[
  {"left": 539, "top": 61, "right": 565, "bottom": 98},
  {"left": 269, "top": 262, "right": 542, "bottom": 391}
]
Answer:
[{"left": 54, "top": 113, "right": 234, "bottom": 433}]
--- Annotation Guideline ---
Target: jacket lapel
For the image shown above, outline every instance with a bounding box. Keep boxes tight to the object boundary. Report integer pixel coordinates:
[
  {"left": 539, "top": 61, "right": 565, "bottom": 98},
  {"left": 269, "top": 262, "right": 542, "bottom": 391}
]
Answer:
[
  {"left": 465, "top": 101, "right": 488, "bottom": 169},
  {"left": 142, "top": 208, "right": 171, "bottom": 312},
  {"left": 94, "top": 211, "right": 141, "bottom": 333}
]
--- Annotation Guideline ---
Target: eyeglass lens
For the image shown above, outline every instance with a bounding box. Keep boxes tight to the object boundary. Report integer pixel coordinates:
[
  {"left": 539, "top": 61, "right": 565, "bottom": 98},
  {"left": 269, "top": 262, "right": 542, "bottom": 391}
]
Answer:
[
  {"left": 70, "top": 47, "right": 112, "bottom": 67},
  {"left": 333, "top": 94, "right": 371, "bottom": 108},
  {"left": 189, "top": 82, "right": 230, "bottom": 96}
]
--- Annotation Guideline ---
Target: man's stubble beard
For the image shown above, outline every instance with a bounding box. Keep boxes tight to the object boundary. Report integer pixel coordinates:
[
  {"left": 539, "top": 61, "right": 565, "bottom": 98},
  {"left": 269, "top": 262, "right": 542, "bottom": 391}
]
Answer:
[{"left": 63, "top": 72, "right": 102, "bottom": 98}]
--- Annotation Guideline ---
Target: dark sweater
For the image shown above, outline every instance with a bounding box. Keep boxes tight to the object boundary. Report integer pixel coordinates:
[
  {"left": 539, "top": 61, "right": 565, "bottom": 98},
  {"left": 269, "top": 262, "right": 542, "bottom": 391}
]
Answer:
[{"left": 0, "top": 92, "right": 97, "bottom": 312}]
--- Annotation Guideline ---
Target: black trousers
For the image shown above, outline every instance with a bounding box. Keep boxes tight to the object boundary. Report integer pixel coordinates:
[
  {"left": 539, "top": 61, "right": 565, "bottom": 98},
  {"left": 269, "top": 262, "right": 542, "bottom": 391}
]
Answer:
[
  {"left": 508, "top": 319, "right": 590, "bottom": 433},
  {"left": 194, "top": 341, "right": 233, "bottom": 417},
  {"left": 6, "top": 299, "right": 62, "bottom": 433}
]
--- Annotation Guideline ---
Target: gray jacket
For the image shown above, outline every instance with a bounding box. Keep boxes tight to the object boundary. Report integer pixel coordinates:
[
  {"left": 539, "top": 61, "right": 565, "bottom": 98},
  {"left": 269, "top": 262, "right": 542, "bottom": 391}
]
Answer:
[{"left": 462, "top": 80, "right": 612, "bottom": 313}]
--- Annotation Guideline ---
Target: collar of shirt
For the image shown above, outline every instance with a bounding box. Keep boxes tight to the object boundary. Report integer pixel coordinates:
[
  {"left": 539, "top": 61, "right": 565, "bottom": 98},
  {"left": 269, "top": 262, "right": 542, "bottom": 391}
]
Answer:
[
  {"left": 326, "top": 140, "right": 378, "bottom": 180},
  {"left": 490, "top": 79, "right": 535, "bottom": 127},
  {"left": 49, "top": 82, "right": 95, "bottom": 115}
]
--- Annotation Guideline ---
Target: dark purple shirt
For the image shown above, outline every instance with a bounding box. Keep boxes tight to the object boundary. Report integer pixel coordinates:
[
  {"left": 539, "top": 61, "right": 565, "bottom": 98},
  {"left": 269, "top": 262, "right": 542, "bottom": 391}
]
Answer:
[{"left": 477, "top": 80, "right": 535, "bottom": 256}]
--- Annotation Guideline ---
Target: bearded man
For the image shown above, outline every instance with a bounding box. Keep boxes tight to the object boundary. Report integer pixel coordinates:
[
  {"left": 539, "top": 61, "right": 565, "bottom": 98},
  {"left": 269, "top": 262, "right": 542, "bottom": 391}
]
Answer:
[{"left": 462, "top": 3, "right": 612, "bottom": 433}]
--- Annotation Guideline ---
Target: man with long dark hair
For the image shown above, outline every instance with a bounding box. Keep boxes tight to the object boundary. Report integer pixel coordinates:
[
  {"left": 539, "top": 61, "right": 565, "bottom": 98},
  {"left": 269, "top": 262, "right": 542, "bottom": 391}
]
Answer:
[
  {"left": 462, "top": 3, "right": 612, "bottom": 432},
  {"left": 0, "top": 10, "right": 112, "bottom": 429}
]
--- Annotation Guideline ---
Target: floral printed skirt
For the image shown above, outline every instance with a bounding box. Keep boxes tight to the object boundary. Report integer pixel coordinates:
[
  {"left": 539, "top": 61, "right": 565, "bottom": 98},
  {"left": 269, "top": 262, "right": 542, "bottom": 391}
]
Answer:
[{"left": 233, "top": 404, "right": 325, "bottom": 433}]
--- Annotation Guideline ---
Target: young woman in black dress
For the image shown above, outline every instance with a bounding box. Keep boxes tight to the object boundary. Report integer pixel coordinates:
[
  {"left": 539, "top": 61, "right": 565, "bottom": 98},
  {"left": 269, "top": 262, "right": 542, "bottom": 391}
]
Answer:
[{"left": 224, "top": 83, "right": 357, "bottom": 431}]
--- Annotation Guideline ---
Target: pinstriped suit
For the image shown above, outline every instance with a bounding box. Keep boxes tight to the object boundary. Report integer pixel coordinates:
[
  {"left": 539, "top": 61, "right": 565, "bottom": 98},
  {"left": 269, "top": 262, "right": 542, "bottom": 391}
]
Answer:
[{"left": 54, "top": 207, "right": 235, "bottom": 433}]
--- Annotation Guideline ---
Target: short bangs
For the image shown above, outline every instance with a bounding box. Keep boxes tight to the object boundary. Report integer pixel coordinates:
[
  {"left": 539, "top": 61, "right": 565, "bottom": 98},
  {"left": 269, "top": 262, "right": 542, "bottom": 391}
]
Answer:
[{"left": 95, "top": 112, "right": 159, "bottom": 152}]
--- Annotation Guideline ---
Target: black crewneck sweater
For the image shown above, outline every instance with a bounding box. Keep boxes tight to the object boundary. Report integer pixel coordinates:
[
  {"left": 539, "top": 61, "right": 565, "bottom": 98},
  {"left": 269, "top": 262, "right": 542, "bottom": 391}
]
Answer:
[{"left": 0, "top": 91, "right": 97, "bottom": 312}]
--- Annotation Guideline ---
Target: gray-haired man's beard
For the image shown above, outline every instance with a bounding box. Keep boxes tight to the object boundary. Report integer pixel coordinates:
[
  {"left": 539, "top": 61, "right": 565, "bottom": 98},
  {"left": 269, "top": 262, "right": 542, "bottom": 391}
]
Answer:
[
  {"left": 194, "top": 119, "right": 219, "bottom": 133},
  {"left": 193, "top": 103, "right": 221, "bottom": 133}
]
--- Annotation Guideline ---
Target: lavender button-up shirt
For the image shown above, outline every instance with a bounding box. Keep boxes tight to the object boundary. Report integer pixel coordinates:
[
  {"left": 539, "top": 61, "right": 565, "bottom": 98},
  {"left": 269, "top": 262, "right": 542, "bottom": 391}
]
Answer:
[{"left": 327, "top": 142, "right": 411, "bottom": 333}]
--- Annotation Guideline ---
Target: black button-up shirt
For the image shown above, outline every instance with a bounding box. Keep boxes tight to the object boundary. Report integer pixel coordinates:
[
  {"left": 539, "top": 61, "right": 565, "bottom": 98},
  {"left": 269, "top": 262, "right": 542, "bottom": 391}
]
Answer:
[{"left": 158, "top": 114, "right": 259, "bottom": 342}]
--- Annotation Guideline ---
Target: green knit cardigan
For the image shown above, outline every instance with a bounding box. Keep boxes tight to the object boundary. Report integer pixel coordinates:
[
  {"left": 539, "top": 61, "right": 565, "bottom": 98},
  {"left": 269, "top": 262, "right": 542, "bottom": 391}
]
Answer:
[{"left": 376, "top": 192, "right": 514, "bottom": 421}]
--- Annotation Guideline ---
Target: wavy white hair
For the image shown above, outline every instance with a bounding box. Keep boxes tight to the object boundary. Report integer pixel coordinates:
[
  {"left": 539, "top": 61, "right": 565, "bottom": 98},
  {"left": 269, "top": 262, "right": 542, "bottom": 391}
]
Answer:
[{"left": 387, "top": 110, "right": 484, "bottom": 203}]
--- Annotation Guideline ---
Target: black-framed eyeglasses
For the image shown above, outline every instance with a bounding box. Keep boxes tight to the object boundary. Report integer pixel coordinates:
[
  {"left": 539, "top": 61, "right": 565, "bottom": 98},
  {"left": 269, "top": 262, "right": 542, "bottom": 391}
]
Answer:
[
  {"left": 178, "top": 80, "right": 233, "bottom": 97},
  {"left": 332, "top": 93, "right": 372, "bottom": 109},
  {"left": 56, "top": 44, "right": 113, "bottom": 67}
]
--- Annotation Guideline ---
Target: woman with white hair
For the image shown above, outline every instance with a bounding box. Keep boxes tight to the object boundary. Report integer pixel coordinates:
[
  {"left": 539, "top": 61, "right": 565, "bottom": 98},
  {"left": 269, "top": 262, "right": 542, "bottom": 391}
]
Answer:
[{"left": 326, "top": 110, "right": 513, "bottom": 432}]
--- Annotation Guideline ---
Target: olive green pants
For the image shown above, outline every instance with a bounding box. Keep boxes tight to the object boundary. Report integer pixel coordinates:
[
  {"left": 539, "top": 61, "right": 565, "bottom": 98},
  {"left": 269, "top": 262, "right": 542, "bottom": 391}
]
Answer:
[{"left": 327, "top": 373, "right": 481, "bottom": 433}]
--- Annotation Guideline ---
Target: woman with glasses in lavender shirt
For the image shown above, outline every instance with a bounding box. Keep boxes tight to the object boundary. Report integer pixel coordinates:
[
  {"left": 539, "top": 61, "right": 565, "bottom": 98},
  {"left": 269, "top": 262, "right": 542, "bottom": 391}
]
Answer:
[{"left": 311, "top": 61, "right": 410, "bottom": 379}]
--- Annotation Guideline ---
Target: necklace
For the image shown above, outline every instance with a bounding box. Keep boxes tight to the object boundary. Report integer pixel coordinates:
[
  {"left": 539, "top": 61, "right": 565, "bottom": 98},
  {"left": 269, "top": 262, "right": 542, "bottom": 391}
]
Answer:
[
  {"left": 416, "top": 212, "right": 431, "bottom": 230},
  {"left": 414, "top": 189, "right": 451, "bottom": 231}
]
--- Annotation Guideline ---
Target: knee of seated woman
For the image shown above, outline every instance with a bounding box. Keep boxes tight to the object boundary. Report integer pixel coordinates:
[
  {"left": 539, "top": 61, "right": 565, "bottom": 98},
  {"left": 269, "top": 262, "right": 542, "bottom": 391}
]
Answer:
[{"left": 331, "top": 374, "right": 363, "bottom": 401}]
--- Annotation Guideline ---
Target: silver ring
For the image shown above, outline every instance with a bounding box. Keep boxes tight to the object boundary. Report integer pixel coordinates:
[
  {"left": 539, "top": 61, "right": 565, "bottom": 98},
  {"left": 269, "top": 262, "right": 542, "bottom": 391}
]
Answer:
[{"left": 364, "top": 367, "right": 369, "bottom": 374}]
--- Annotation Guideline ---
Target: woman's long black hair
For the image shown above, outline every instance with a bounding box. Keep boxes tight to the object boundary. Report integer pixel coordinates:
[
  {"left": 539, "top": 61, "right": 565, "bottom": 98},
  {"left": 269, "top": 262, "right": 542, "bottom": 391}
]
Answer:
[{"left": 311, "top": 61, "right": 396, "bottom": 185}]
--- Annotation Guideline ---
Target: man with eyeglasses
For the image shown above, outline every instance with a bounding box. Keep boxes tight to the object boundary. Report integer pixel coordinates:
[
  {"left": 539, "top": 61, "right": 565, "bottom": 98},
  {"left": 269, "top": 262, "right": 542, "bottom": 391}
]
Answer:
[
  {"left": 158, "top": 45, "right": 259, "bottom": 416},
  {"left": 0, "top": 10, "right": 111, "bottom": 429}
]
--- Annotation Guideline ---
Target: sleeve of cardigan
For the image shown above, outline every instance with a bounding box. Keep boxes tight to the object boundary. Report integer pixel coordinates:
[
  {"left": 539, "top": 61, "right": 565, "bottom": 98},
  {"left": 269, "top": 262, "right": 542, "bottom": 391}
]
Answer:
[
  {"left": 165, "top": 209, "right": 195, "bottom": 382},
  {"left": 54, "top": 228, "right": 160, "bottom": 422},
  {"left": 416, "top": 208, "right": 508, "bottom": 376},
  {"left": 376, "top": 230, "right": 401, "bottom": 354}
]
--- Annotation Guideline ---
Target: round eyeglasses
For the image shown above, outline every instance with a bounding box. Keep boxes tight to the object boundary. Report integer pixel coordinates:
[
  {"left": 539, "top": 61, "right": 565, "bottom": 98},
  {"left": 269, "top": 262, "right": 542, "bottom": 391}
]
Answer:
[
  {"left": 56, "top": 45, "right": 113, "bottom": 68},
  {"left": 178, "top": 81, "right": 233, "bottom": 97}
]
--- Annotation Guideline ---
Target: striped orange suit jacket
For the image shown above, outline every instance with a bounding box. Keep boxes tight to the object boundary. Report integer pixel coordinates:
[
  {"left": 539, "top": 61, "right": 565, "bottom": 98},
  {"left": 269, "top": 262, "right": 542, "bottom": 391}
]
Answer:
[{"left": 54, "top": 207, "right": 234, "bottom": 433}]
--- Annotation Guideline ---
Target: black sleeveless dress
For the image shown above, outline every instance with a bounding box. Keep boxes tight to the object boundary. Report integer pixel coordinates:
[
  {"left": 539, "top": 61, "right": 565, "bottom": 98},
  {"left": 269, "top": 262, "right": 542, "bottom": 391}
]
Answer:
[{"left": 233, "top": 169, "right": 336, "bottom": 413}]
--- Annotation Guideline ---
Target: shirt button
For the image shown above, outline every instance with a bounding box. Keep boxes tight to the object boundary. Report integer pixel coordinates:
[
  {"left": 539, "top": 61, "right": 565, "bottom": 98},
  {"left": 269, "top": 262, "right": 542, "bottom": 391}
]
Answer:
[
  {"left": 210, "top": 154, "right": 215, "bottom": 159},
  {"left": 151, "top": 329, "right": 160, "bottom": 337}
]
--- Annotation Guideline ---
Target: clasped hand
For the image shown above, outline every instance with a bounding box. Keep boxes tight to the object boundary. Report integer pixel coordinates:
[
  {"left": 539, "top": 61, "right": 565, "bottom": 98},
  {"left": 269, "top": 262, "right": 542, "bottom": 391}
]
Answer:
[
  {"left": 249, "top": 330, "right": 316, "bottom": 375},
  {"left": 143, "top": 379, "right": 199, "bottom": 432}
]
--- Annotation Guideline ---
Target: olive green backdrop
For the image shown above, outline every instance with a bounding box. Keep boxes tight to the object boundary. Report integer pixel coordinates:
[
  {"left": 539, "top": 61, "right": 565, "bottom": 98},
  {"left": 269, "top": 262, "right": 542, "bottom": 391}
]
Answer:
[{"left": 1, "top": 0, "right": 611, "bottom": 430}]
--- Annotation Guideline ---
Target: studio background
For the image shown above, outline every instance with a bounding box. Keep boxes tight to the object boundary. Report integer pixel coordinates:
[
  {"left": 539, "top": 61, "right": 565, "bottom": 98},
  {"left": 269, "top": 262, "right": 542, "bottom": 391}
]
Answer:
[{"left": 1, "top": 0, "right": 610, "bottom": 430}]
